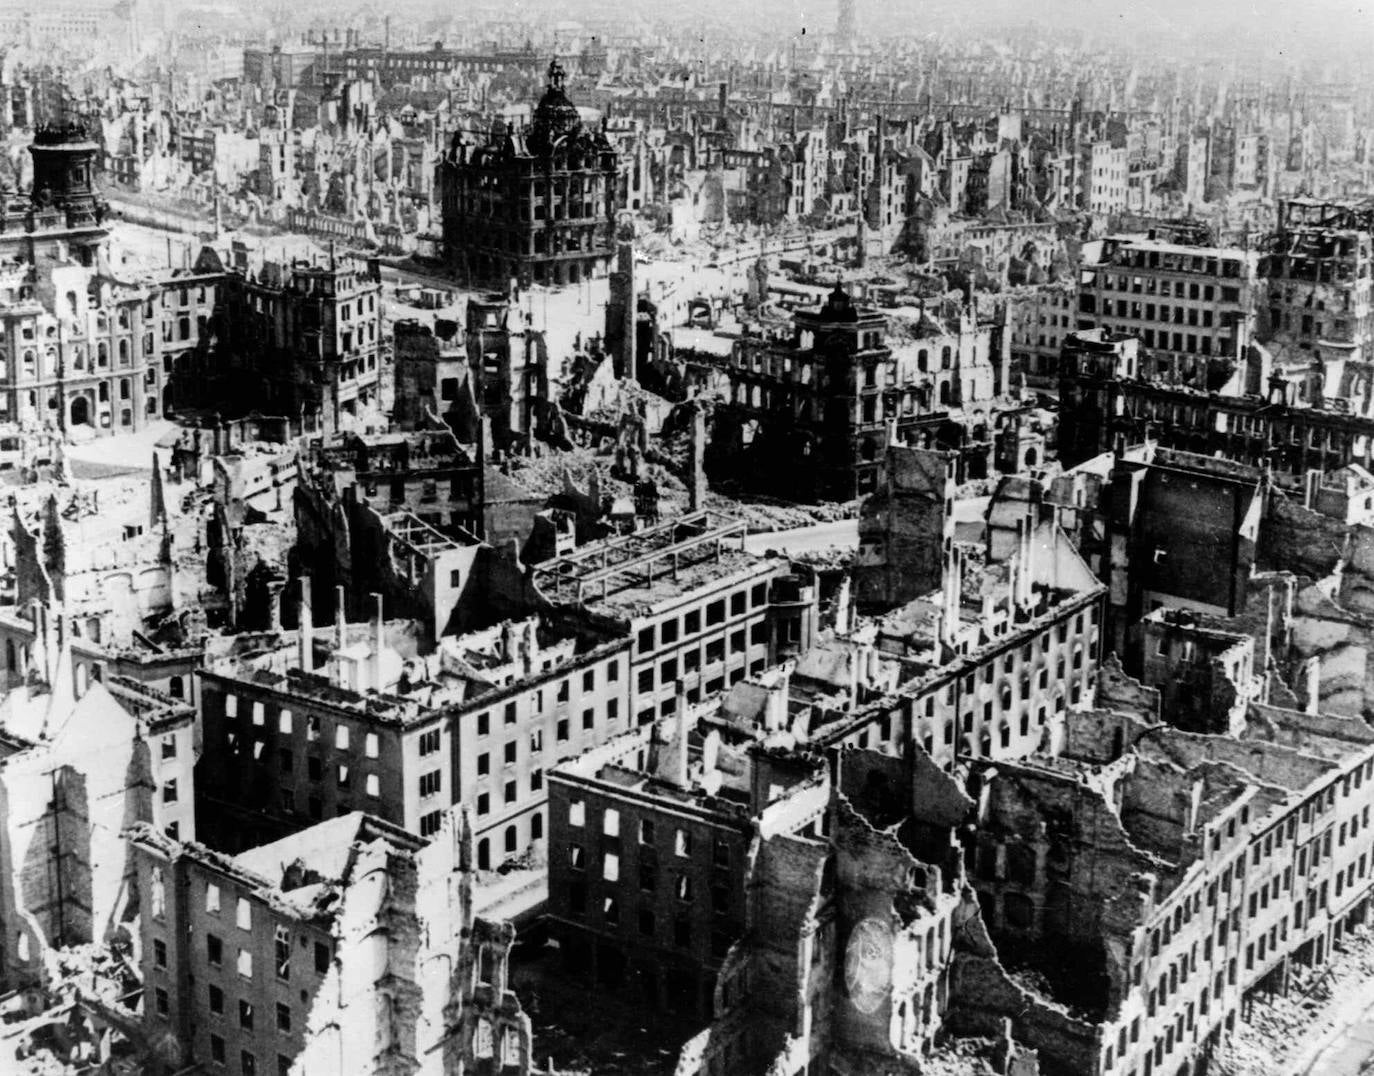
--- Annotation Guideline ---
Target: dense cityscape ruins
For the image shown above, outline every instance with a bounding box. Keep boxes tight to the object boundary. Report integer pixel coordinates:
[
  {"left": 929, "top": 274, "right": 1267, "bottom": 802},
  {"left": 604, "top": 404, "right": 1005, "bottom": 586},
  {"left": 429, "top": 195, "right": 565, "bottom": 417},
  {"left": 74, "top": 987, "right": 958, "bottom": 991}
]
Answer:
[{"left": 0, "top": 0, "right": 1373, "bottom": 1074}]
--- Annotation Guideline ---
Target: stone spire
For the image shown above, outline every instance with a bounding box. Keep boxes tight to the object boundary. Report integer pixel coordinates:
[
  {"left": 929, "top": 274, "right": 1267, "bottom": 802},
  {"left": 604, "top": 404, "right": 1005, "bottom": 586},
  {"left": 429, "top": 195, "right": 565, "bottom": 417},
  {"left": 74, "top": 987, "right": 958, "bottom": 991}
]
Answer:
[{"left": 149, "top": 451, "right": 168, "bottom": 533}]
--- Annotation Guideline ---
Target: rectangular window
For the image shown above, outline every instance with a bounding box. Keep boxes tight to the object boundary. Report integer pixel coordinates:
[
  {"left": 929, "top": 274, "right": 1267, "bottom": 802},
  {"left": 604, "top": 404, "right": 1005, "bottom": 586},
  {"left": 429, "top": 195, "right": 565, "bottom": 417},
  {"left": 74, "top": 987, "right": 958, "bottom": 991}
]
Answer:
[
  {"left": 276, "top": 1003, "right": 291, "bottom": 1032},
  {"left": 419, "top": 770, "right": 442, "bottom": 797},
  {"left": 236, "top": 898, "right": 251, "bottom": 931},
  {"left": 418, "top": 728, "right": 441, "bottom": 755},
  {"left": 207, "top": 933, "right": 222, "bottom": 966},
  {"left": 206, "top": 883, "right": 221, "bottom": 914},
  {"left": 275, "top": 925, "right": 291, "bottom": 980}
]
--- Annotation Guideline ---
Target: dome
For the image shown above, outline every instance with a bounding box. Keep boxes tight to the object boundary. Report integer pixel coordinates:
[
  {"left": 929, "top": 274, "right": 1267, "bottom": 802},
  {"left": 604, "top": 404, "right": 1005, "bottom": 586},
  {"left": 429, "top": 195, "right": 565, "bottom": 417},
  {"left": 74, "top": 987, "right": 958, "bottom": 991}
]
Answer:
[
  {"left": 530, "top": 59, "right": 582, "bottom": 153},
  {"left": 817, "top": 283, "right": 859, "bottom": 323}
]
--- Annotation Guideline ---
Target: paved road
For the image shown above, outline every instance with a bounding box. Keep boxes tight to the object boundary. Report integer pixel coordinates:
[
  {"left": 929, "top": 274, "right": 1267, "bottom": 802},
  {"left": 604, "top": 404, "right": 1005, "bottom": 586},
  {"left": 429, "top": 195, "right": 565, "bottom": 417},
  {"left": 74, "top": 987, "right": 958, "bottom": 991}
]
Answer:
[
  {"left": 743, "top": 518, "right": 860, "bottom": 556},
  {"left": 1299, "top": 1013, "right": 1374, "bottom": 1075},
  {"left": 741, "top": 497, "right": 991, "bottom": 557}
]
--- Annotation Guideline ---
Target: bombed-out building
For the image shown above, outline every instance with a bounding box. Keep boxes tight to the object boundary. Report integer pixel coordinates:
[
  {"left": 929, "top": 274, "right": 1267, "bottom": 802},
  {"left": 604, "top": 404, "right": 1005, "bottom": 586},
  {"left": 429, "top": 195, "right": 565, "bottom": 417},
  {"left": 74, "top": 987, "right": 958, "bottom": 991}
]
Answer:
[
  {"left": 129, "top": 807, "right": 531, "bottom": 1075},
  {"left": 546, "top": 696, "right": 829, "bottom": 1019},
  {"left": 292, "top": 427, "right": 486, "bottom": 637},
  {"left": 197, "top": 241, "right": 385, "bottom": 433},
  {"left": 194, "top": 578, "right": 633, "bottom": 871},
  {"left": 437, "top": 59, "right": 618, "bottom": 288},
  {"left": 0, "top": 619, "right": 195, "bottom": 993},
  {"left": 709, "top": 284, "right": 1011, "bottom": 501}
]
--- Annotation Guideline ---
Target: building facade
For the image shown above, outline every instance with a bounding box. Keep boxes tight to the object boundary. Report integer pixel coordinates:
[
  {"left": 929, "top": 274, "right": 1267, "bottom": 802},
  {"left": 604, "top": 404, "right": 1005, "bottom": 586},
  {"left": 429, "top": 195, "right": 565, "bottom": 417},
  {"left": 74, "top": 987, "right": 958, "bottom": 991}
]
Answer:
[{"left": 437, "top": 60, "right": 618, "bottom": 287}]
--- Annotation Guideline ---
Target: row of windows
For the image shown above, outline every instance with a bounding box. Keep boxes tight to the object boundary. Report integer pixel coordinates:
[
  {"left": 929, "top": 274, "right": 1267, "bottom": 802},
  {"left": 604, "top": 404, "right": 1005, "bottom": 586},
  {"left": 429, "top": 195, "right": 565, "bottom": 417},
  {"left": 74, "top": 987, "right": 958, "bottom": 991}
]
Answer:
[
  {"left": 470, "top": 663, "right": 622, "bottom": 737},
  {"left": 224, "top": 694, "right": 380, "bottom": 756},
  {"left": 637, "top": 626, "right": 767, "bottom": 693},
  {"left": 635, "top": 584, "right": 770, "bottom": 655}
]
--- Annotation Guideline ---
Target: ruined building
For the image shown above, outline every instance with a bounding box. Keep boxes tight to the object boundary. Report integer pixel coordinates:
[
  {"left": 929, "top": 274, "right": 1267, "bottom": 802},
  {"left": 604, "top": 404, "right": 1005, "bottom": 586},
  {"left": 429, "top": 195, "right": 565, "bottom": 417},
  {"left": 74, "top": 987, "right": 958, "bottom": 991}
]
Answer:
[
  {"left": 1076, "top": 235, "right": 1264, "bottom": 394},
  {"left": 292, "top": 428, "right": 486, "bottom": 638},
  {"left": 130, "top": 807, "right": 531, "bottom": 1075},
  {"left": 525, "top": 511, "right": 816, "bottom": 724},
  {"left": 1057, "top": 328, "right": 1374, "bottom": 478},
  {"left": 547, "top": 698, "right": 829, "bottom": 1019},
  {"left": 709, "top": 284, "right": 1010, "bottom": 501},
  {"left": 437, "top": 59, "right": 618, "bottom": 288},
  {"left": 0, "top": 124, "right": 214, "bottom": 436},
  {"left": 196, "top": 241, "right": 384, "bottom": 433},
  {"left": 1261, "top": 198, "right": 1374, "bottom": 381},
  {"left": 0, "top": 615, "right": 195, "bottom": 994},
  {"left": 194, "top": 579, "right": 632, "bottom": 871}
]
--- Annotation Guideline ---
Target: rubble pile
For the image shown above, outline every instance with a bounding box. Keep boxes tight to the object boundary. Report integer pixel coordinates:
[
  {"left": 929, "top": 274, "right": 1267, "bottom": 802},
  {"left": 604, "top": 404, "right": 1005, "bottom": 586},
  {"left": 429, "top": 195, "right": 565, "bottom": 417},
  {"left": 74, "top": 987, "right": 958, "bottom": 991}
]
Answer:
[
  {"left": 1216, "top": 925, "right": 1374, "bottom": 1075},
  {"left": 920, "top": 1036, "right": 1002, "bottom": 1075}
]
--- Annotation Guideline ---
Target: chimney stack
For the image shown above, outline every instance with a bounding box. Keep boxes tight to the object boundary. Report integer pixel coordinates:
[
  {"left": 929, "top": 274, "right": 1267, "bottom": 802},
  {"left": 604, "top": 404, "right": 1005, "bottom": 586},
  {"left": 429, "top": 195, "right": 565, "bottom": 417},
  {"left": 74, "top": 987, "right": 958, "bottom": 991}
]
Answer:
[
  {"left": 297, "top": 577, "right": 314, "bottom": 672},
  {"left": 335, "top": 584, "right": 347, "bottom": 648},
  {"left": 674, "top": 681, "right": 691, "bottom": 789},
  {"left": 267, "top": 579, "right": 285, "bottom": 633},
  {"left": 370, "top": 592, "right": 384, "bottom": 690}
]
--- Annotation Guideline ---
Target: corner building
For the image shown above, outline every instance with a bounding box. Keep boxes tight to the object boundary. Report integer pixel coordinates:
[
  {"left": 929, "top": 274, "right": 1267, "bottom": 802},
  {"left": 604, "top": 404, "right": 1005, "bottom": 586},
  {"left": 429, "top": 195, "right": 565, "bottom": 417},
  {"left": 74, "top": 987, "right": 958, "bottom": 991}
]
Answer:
[{"left": 437, "top": 59, "right": 617, "bottom": 288}]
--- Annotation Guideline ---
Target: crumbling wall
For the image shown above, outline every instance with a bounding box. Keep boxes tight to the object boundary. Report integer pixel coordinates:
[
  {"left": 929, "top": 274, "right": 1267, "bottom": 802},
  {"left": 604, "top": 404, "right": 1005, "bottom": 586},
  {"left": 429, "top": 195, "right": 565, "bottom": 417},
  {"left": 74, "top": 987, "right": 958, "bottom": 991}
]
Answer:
[
  {"left": 1259, "top": 488, "right": 1350, "bottom": 580},
  {"left": 946, "top": 947, "right": 1098, "bottom": 1075},
  {"left": 1094, "top": 653, "right": 1160, "bottom": 719},
  {"left": 1060, "top": 706, "right": 1158, "bottom": 765},
  {"left": 0, "top": 684, "right": 152, "bottom": 990},
  {"left": 854, "top": 446, "right": 953, "bottom": 610},
  {"left": 975, "top": 764, "right": 1163, "bottom": 1017},
  {"left": 683, "top": 831, "right": 831, "bottom": 1076},
  {"left": 1289, "top": 581, "right": 1371, "bottom": 718}
]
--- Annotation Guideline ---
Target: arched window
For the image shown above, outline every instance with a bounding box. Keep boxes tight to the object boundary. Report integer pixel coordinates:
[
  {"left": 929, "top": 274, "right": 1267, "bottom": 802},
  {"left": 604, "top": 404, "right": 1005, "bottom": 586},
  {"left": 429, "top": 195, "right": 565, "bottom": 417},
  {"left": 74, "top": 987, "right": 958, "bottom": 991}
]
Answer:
[
  {"left": 531, "top": 811, "right": 543, "bottom": 840},
  {"left": 168, "top": 676, "right": 184, "bottom": 700},
  {"left": 477, "top": 838, "right": 490, "bottom": 871},
  {"left": 75, "top": 663, "right": 87, "bottom": 698},
  {"left": 505, "top": 825, "right": 517, "bottom": 853},
  {"left": 4, "top": 639, "right": 13, "bottom": 672},
  {"left": 474, "top": 1019, "right": 494, "bottom": 1058}
]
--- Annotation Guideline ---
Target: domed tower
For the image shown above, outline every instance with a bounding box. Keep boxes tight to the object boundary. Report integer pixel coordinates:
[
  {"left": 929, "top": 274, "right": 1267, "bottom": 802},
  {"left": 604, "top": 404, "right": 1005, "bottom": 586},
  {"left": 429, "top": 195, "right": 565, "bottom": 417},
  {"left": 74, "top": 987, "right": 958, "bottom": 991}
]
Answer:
[
  {"left": 438, "top": 55, "right": 617, "bottom": 289},
  {"left": 528, "top": 59, "right": 582, "bottom": 155},
  {"left": 29, "top": 121, "right": 102, "bottom": 220}
]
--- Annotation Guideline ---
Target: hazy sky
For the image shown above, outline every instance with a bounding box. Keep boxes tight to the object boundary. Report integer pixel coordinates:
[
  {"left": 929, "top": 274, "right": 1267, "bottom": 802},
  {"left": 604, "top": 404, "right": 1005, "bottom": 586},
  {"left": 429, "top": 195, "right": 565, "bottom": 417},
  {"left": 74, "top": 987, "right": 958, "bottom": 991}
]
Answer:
[{"left": 633, "top": 0, "right": 1374, "bottom": 60}]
